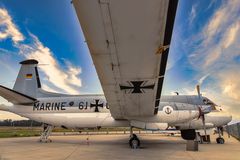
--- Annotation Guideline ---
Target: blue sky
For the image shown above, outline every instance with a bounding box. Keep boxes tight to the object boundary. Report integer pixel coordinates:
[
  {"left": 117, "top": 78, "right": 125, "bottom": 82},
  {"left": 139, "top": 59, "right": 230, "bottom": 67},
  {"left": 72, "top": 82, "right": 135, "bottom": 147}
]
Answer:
[
  {"left": 0, "top": 0, "right": 240, "bottom": 119},
  {"left": 0, "top": 0, "right": 102, "bottom": 94}
]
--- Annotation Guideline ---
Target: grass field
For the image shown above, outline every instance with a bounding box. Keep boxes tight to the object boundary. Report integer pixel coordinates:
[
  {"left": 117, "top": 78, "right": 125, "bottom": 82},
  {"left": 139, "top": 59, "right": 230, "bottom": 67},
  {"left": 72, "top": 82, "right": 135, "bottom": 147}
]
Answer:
[
  {"left": 0, "top": 127, "right": 41, "bottom": 138},
  {"left": 0, "top": 127, "right": 137, "bottom": 138}
]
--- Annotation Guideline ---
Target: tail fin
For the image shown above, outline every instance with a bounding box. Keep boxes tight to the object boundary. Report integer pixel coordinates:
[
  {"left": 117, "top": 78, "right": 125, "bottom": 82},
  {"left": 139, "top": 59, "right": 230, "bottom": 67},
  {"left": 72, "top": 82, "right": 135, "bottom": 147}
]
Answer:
[{"left": 13, "top": 59, "right": 41, "bottom": 99}]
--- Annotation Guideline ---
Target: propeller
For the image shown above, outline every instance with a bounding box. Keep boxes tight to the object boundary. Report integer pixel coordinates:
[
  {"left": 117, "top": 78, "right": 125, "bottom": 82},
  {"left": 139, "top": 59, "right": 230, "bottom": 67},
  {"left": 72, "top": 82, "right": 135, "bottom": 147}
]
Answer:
[
  {"left": 196, "top": 85, "right": 211, "bottom": 138},
  {"left": 196, "top": 85, "right": 201, "bottom": 99}
]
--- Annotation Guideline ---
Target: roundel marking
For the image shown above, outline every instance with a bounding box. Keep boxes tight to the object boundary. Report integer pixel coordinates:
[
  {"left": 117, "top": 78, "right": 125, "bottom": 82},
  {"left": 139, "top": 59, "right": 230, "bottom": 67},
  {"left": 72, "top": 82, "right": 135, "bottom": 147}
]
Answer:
[{"left": 163, "top": 106, "right": 173, "bottom": 114}]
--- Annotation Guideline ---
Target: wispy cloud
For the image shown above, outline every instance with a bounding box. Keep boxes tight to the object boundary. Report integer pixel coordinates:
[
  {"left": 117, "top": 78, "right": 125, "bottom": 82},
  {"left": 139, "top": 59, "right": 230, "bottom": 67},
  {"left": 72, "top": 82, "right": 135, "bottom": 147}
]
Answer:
[
  {"left": 203, "top": 1, "right": 239, "bottom": 45},
  {"left": 0, "top": 7, "right": 82, "bottom": 95},
  {"left": 204, "top": 22, "right": 240, "bottom": 67},
  {"left": 41, "top": 83, "right": 59, "bottom": 93},
  {"left": 0, "top": 8, "right": 24, "bottom": 43},
  {"left": 17, "top": 33, "right": 82, "bottom": 94},
  {"left": 189, "top": 4, "right": 197, "bottom": 25},
  {"left": 189, "top": 1, "right": 240, "bottom": 69},
  {"left": 198, "top": 74, "right": 209, "bottom": 85},
  {"left": 205, "top": 0, "right": 217, "bottom": 11},
  {"left": 183, "top": 1, "right": 240, "bottom": 118}
]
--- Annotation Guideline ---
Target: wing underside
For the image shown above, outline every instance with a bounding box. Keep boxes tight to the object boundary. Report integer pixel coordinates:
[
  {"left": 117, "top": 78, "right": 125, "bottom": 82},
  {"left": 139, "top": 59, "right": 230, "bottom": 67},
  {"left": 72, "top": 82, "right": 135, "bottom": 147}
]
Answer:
[{"left": 73, "top": 0, "right": 178, "bottom": 119}]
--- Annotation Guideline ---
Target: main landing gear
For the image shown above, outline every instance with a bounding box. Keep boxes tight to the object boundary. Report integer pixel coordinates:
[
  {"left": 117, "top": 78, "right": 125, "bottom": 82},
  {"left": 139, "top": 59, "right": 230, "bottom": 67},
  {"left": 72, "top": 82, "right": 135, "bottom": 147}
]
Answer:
[
  {"left": 129, "top": 126, "right": 140, "bottom": 149},
  {"left": 216, "top": 127, "right": 225, "bottom": 144},
  {"left": 39, "top": 124, "right": 54, "bottom": 143}
]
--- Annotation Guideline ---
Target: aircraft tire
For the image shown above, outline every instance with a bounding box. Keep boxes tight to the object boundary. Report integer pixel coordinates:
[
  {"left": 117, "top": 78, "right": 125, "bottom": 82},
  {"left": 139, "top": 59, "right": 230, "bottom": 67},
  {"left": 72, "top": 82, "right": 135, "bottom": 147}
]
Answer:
[
  {"left": 216, "top": 137, "right": 225, "bottom": 144},
  {"left": 129, "top": 137, "right": 140, "bottom": 149}
]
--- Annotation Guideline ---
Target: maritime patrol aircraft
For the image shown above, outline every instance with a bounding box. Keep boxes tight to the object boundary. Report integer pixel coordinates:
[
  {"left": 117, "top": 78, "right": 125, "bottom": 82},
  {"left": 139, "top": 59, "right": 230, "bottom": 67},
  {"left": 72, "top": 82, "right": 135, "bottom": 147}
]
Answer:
[
  {"left": 0, "top": 0, "right": 231, "bottom": 148},
  {"left": 0, "top": 60, "right": 231, "bottom": 147}
]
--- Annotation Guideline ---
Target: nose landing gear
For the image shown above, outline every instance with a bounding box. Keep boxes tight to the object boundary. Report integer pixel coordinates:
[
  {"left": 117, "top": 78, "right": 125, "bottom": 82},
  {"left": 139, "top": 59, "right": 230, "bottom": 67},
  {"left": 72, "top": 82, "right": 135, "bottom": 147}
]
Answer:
[
  {"left": 216, "top": 137, "right": 225, "bottom": 144},
  {"left": 216, "top": 127, "right": 225, "bottom": 144}
]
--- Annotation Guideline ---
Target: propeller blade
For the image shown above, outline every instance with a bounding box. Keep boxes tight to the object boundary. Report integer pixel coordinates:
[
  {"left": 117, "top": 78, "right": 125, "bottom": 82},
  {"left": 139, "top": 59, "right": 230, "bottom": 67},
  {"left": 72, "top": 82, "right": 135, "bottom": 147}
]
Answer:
[
  {"left": 196, "top": 84, "right": 211, "bottom": 139},
  {"left": 199, "top": 113, "right": 207, "bottom": 140},
  {"left": 196, "top": 85, "right": 201, "bottom": 99},
  {"left": 202, "top": 115, "right": 207, "bottom": 137}
]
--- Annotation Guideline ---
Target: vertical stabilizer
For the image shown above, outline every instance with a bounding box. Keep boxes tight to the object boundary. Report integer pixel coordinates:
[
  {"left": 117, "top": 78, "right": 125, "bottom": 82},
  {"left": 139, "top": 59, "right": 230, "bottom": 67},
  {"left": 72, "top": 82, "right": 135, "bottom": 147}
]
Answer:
[{"left": 13, "top": 59, "right": 41, "bottom": 98}]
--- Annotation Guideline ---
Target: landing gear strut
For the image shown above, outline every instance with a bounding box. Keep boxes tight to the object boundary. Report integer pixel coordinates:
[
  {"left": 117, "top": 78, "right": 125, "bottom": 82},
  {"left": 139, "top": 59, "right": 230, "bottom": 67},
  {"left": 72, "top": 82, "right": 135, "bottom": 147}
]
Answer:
[
  {"left": 39, "top": 124, "right": 54, "bottom": 143},
  {"left": 216, "top": 127, "right": 225, "bottom": 144},
  {"left": 197, "top": 132, "right": 211, "bottom": 144},
  {"left": 129, "top": 126, "right": 140, "bottom": 149}
]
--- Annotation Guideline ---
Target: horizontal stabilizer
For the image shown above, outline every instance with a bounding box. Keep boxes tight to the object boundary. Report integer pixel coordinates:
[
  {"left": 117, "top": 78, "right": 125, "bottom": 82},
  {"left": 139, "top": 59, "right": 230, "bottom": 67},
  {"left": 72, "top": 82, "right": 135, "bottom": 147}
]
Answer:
[{"left": 0, "top": 85, "right": 36, "bottom": 105}]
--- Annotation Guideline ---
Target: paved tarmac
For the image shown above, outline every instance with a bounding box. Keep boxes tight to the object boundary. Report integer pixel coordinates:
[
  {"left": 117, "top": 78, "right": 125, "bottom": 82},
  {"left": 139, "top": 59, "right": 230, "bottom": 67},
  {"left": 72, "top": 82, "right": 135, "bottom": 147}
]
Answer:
[{"left": 0, "top": 133, "right": 239, "bottom": 160}]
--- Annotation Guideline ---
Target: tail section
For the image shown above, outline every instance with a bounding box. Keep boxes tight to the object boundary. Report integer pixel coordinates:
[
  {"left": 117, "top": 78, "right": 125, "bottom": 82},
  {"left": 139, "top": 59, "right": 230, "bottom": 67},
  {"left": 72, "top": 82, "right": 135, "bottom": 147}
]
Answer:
[
  {"left": 13, "top": 59, "right": 41, "bottom": 99},
  {"left": 12, "top": 59, "right": 71, "bottom": 99}
]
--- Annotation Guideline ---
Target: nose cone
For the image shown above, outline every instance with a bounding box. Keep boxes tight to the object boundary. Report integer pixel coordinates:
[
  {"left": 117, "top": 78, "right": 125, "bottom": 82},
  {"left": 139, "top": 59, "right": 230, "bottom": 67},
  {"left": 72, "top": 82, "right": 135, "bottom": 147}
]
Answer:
[
  {"left": 217, "top": 113, "right": 232, "bottom": 126},
  {"left": 220, "top": 111, "right": 232, "bottom": 125},
  {"left": 206, "top": 111, "right": 232, "bottom": 127}
]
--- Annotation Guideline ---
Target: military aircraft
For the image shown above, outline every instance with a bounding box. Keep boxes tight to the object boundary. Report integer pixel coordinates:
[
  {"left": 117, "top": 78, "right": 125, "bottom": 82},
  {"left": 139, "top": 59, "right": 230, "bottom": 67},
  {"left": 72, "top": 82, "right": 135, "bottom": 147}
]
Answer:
[
  {"left": 0, "top": 59, "right": 231, "bottom": 147},
  {"left": 0, "top": 0, "right": 232, "bottom": 149}
]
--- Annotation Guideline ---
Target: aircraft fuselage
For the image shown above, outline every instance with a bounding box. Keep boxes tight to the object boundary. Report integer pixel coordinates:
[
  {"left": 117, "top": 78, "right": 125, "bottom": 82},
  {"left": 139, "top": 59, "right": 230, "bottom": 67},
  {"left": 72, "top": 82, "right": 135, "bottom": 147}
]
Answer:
[{"left": 0, "top": 94, "right": 231, "bottom": 131}]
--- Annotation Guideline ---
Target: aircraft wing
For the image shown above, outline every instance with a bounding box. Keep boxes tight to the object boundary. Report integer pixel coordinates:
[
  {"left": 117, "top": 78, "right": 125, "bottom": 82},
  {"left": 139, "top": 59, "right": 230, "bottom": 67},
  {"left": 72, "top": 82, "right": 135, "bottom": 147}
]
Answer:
[
  {"left": 0, "top": 85, "right": 36, "bottom": 105},
  {"left": 73, "top": 0, "right": 178, "bottom": 119}
]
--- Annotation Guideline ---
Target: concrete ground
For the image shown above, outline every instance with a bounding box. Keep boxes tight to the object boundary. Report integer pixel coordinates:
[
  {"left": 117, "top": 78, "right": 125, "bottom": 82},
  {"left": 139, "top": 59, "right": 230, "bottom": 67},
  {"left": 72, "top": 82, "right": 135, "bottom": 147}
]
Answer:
[{"left": 0, "top": 133, "right": 239, "bottom": 160}]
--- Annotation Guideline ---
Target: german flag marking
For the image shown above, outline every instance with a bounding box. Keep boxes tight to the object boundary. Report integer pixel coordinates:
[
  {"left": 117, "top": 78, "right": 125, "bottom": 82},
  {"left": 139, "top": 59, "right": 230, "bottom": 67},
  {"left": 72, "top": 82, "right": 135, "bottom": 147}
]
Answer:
[{"left": 25, "top": 74, "right": 33, "bottom": 79}]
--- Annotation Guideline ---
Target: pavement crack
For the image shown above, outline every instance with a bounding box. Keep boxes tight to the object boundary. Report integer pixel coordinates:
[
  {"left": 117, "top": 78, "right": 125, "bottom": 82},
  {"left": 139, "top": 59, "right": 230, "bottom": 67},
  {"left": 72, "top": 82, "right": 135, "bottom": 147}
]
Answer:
[{"left": 63, "top": 144, "right": 80, "bottom": 160}]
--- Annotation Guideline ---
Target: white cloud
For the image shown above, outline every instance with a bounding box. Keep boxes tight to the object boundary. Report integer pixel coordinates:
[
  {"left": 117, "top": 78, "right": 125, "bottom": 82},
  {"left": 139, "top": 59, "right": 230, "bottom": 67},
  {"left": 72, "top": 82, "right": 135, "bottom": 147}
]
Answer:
[
  {"left": 203, "top": 0, "right": 240, "bottom": 45},
  {"left": 218, "top": 66, "right": 240, "bottom": 101},
  {"left": 0, "top": 8, "right": 24, "bottom": 43},
  {"left": 17, "top": 33, "right": 82, "bottom": 94},
  {"left": 0, "top": 7, "right": 84, "bottom": 120},
  {"left": 205, "top": 0, "right": 217, "bottom": 11},
  {"left": 223, "top": 22, "right": 239, "bottom": 49},
  {"left": 0, "top": 7, "right": 83, "bottom": 96},
  {"left": 198, "top": 74, "right": 209, "bottom": 85},
  {"left": 41, "top": 83, "right": 59, "bottom": 93},
  {"left": 184, "top": 1, "right": 240, "bottom": 118},
  {"left": 204, "top": 22, "right": 240, "bottom": 67},
  {"left": 0, "top": 111, "right": 28, "bottom": 120},
  {"left": 189, "top": 4, "right": 197, "bottom": 25},
  {"left": 189, "top": 1, "right": 240, "bottom": 69},
  {"left": 63, "top": 60, "right": 82, "bottom": 87}
]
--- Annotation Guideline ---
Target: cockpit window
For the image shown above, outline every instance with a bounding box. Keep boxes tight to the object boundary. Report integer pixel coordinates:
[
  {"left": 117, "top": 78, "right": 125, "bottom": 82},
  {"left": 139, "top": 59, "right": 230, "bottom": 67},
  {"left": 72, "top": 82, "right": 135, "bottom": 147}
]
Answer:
[
  {"left": 203, "top": 98, "right": 211, "bottom": 105},
  {"left": 203, "top": 98, "right": 217, "bottom": 110}
]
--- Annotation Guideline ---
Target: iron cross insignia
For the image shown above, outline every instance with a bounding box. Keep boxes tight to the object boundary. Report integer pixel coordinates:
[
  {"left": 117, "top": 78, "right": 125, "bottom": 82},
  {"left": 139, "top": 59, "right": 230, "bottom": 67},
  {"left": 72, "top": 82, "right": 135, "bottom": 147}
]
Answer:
[
  {"left": 119, "top": 81, "right": 155, "bottom": 93},
  {"left": 90, "top": 99, "right": 104, "bottom": 112}
]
